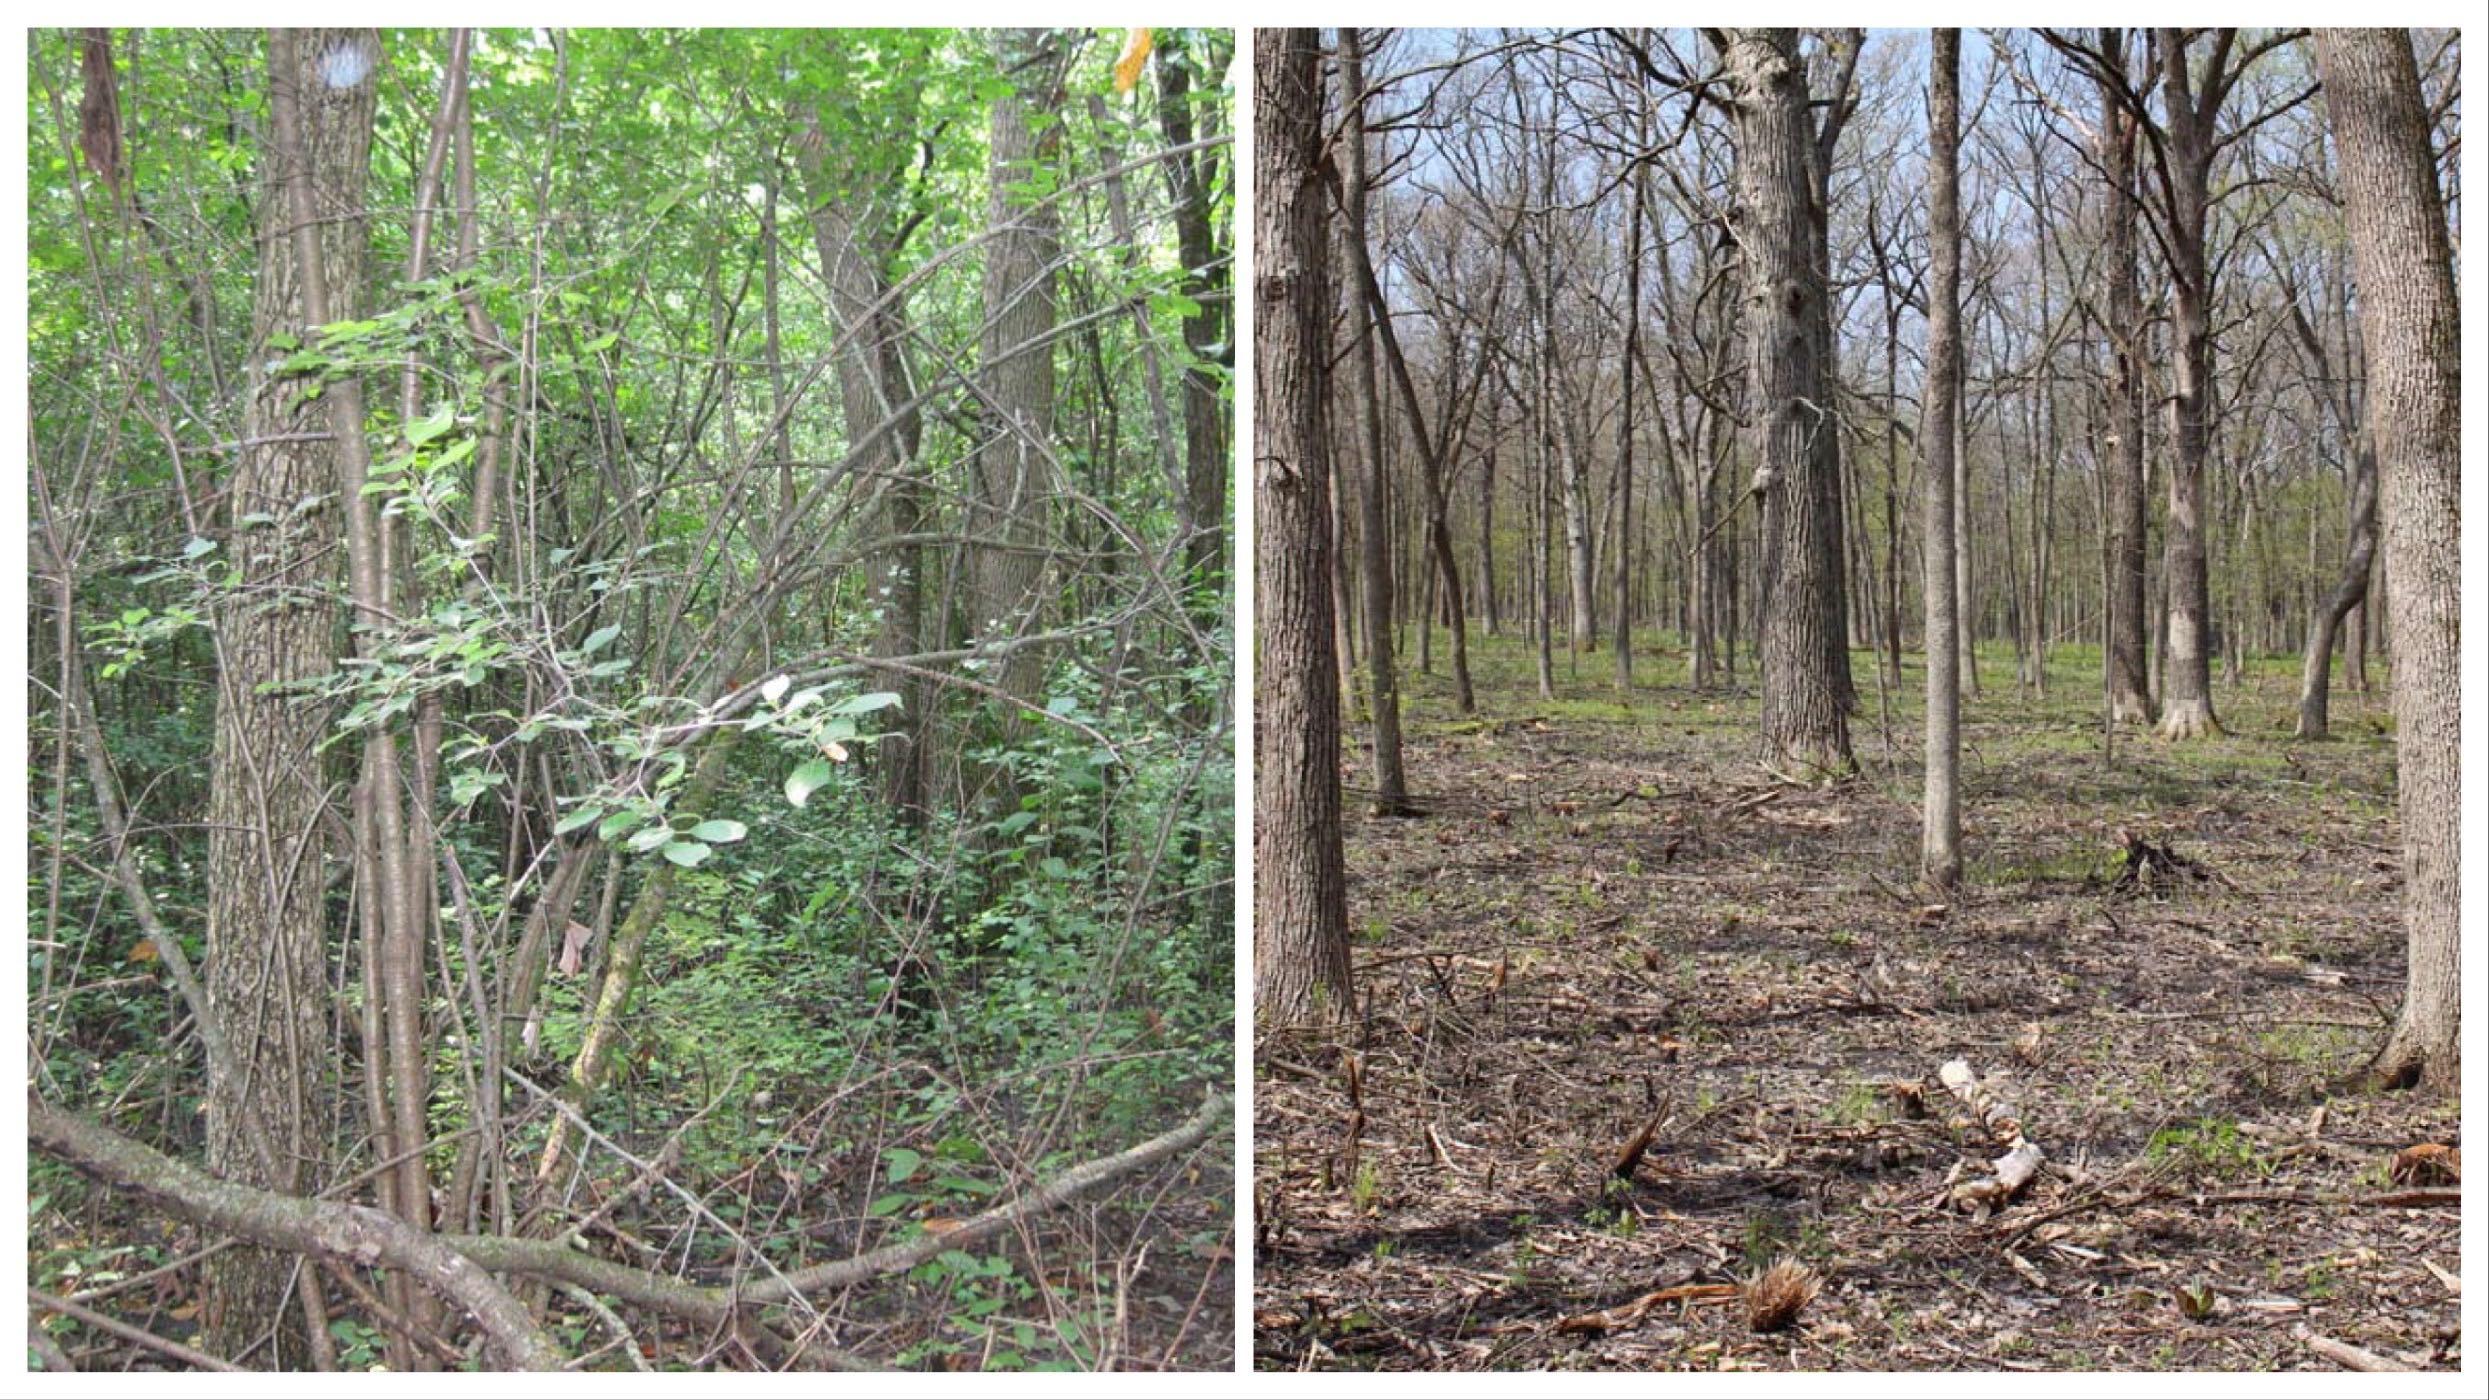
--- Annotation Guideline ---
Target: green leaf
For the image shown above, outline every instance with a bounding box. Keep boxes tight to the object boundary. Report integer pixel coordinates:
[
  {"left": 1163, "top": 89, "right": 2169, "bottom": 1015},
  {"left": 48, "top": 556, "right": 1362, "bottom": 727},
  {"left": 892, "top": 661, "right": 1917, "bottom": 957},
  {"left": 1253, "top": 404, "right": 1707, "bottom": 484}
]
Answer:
[
  {"left": 689, "top": 819, "right": 748, "bottom": 844},
  {"left": 181, "top": 536, "right": 217, "bottom": 559},
  {"left": 554, "top": 806, "right": 606, "bottom": 836},
  {"left": 829, "top": 690, "right": 904, "bottom": 716},
  {"left": 867, "top": 1192, "right": 914, "bottom": 1218},
  {"left": 660, "top": 840, "right": 712, "bottom": 867},
  {"left": 785, "top": 760, "right": 836, "bottom": 807},
  {"left": 579, "top": 624, "right": 623, "bottom": 655},
  {"left": 884, "top": 1147, "right": 924, "bottom": 1184},
  {"left": 448, "top": 769, "right": 503, "bottom": 805},
  {"left": 406, "top": 405, "right": 456, "bottom": 447},
  {"left": 596, "top": 810, "right": 640, "bottom": 842}
]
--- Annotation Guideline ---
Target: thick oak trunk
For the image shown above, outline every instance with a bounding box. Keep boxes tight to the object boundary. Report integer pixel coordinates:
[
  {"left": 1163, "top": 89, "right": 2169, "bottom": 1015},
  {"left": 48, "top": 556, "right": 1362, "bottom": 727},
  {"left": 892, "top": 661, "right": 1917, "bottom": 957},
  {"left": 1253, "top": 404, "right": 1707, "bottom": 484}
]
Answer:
[
  {"left": 2317, "top": 28, "right": 2461, "bottom": 1090},
  {"left": 1718, "top": 29, "right": 1853, "bottom": 778}
]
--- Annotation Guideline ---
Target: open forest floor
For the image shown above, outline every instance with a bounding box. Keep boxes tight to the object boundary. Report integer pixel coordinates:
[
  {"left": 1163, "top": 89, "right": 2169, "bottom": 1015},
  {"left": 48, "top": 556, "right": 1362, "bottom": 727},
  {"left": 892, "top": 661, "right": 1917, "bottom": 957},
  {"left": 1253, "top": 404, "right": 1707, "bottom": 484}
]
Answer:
[{"left": 1253, "top": 631, "right": 2458, "bottom": 1372}]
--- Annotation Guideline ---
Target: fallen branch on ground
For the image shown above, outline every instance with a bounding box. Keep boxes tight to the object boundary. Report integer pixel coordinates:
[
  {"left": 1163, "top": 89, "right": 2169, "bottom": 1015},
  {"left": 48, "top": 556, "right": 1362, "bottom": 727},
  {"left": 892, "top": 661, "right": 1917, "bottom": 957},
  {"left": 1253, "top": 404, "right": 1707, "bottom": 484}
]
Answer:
[
  {"left": 2295, "top": 1324, "right": 2416, "bottom": 1372},
  {"left": 1551, "top": 1282, "right": 1738, "bottom": 1334},
  {"left": 34, "top": 1091, "right": 1227, "bottom": 1370},
  {"left": 1939, "top": 1059, "right": 2044, "bottom": 1212},
  {"left": 29, "top": 1287, "right": 240, "bottom": 1373},
  {"left": 450, "top": 1093, "right": 1231, "bottom": 1336},
  {"left": 28, "top": 1099, "right": 565, "bottom": 1370}
]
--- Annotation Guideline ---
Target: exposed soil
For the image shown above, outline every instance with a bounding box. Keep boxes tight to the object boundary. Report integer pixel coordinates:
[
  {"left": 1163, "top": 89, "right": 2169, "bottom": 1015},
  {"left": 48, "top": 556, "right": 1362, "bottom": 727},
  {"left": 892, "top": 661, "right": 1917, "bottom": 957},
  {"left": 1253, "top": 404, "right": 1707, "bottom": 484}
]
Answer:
[{"left": 1253, "top": 638, "right": 2458, "bottom": 1372}]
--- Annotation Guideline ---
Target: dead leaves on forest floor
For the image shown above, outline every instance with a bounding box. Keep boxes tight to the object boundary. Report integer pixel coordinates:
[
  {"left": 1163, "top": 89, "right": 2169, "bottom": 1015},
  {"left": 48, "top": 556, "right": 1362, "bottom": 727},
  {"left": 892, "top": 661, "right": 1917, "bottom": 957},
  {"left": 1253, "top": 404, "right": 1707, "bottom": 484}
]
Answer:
[{"left": 1255, "top": 666, "right": 2458, "bottom": 1372}]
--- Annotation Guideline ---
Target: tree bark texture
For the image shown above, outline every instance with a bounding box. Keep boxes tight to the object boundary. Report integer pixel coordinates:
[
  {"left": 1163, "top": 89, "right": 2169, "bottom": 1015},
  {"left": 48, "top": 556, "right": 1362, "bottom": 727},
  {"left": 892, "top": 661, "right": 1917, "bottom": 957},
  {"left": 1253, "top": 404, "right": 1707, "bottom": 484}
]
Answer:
[
  {"left": 1253, "top": 29, "right": 1354, "bottom": 1023},
  {"left": 971, "top": 28, "right": 1069, "bottom": 777},
  {"left": 1340, "top": 29, "right": 1410, "bottom": 814},
  {"left": 2095, "top": 28, "right": 2156, "bottom": 725},
  {"left": 202, "top": 27, "right": 378, "bottom": 1364},
  {"left": 2152, "top": 27, "right": 2223, "bottom": 739},
  {"left": 1718, "top": 29, "right": 1853, "bottom": 777},
  {"left": 2316, "top": 27, "right": 2461, "bottom": 1090},
  {"left": 1920, "top": 28, "right": 1964, "bottom": 889}
]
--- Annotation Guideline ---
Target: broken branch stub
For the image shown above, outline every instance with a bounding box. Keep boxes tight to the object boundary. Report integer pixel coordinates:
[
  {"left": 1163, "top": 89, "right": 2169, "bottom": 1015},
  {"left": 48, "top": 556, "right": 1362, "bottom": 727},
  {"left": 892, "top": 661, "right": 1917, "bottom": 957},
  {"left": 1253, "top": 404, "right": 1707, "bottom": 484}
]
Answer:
[{"left": 1938, "top": 1057, "right": 2045, "bottom": 1213}]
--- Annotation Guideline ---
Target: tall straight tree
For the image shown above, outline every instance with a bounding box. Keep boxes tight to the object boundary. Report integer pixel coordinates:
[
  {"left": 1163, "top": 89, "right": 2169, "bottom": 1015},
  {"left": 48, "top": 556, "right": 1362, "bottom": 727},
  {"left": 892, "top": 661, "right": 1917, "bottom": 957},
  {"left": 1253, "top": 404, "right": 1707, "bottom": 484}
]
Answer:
[
  {"left": 1156, "top": 28, "right": 1235, "bottom": 654},
  {"left": 1712, "top": 28, "right": 1853, "bottom": 778},
  {"left": 2142, "top": 27, "right": 2225, "bottom": 739},
  {"left": 1339, "top": 27, "right": 1410, "bottom": 815},
  {"left": 2315, "top": 27, "right": 2460, "bottom": 1090},
  {"left": 972, "top": 27, "right": 1069, "bottom": 792},
  {"left": 2092, "top": 28, "right": 2155, "bottom": 726},
  {"left": 793, "top": 111, "right": 929, "bottom": 819},
  {"left": 202, "top": 27, "right": 378, "bottom": 1364},
  {"left": 1613, "top": 90, "right": 1647, "bottom": 691},
  {"left": 1920, "top": 27, "right": 1963, "bottom": 890},
  {"left": 1254, "top": 28, "right": 1353, "bottom": 1022}
]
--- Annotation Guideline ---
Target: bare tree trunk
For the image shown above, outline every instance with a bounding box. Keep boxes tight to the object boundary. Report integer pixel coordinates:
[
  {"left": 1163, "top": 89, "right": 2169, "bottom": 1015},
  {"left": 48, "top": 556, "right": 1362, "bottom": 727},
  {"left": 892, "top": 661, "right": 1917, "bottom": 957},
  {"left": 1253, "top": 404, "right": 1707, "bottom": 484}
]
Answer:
[
  {"left": 1339, "top": 29, "right": 1409, "bottom": 814},
  {"left": 1156, "top": 28, "right": 1232, "bottom": 639},
  {"left": 1156, "top": 28, "right": 1235, "bottom": 943},
  {"left": 1920, "top": 29, "right": 1964, "bottom": 890},
  {"left": 1716, "top": 29, "right": 1852, "bottom": 777},
  {"left": 1954, "top": 350, "right": 1978, "bottom": 700},
  {"left": 2096, "top": 30, "right": 2156, "bottom": 724},
  {"left": 969, "top": 27, "right": 1068, "bottom": 801},
  {"left": 2288, "top": 272, "right": 2378, "bottom": 740},
  {"left": 203, "top": 28, "right": 378, "bottom": 1365},
  {"left": 2153, "top": 27, "right": 2223, "bottom": 739},
  {"left": 1339, "top": 152, "right": 1477, "bottom": 717},
  {"left": 2295, "top": 441, "right": 2377, "bottom": 738},
  {"left": 2317, "top": 27, "right": 2460, "bottom": 1090},
  {"left": 1479, "top": 401, "right": 1502, "bottom": 636},
  {"left": 1253, "top": 28, "right": 1353, "bottom": 1024},
  {"left": 1331, "top": 416, "right": 1359, "bottom": 709},
  {"left": 796, "top": 115, "right": 929, "bottom": 820},
  {"left": 1614, "top": 132, "right": 1645, "bottom": 690}
]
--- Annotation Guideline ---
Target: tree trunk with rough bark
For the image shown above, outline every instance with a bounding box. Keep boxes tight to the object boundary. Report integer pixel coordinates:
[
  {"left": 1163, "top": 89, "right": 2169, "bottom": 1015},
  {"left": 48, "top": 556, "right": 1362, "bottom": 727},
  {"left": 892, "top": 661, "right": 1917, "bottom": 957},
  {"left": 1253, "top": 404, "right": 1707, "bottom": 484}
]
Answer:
[
  {"left": 1921, "top": 28, "right": 1964, "bottom": 890},
  {"left": 1253, "top": 28, "right": 1353, "bottom": 1024},
  {"left": 969, "top": 27, "right": 1068, "bottom": 799},
  {"left": 1716, "top": 28, "right": 1853, "bottom": 778},
  {"left": 793, "top": 120, "right": 928, "bottom": 820},
  {"left": 2152, "top": 27, "right": 2222, "bottom": 740},
  {"left": 2316, "top": 27, "right": 2461, "bottom": 1090},
  {"left": 1340, "top": 29, "right": 1410, "bottom": 814},
  {"left": 201, "top": 27, "right": 378, "bottom": 1365},
  {"left": 2096, "top": 28, "right": 2156, "bottom": 726}
]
